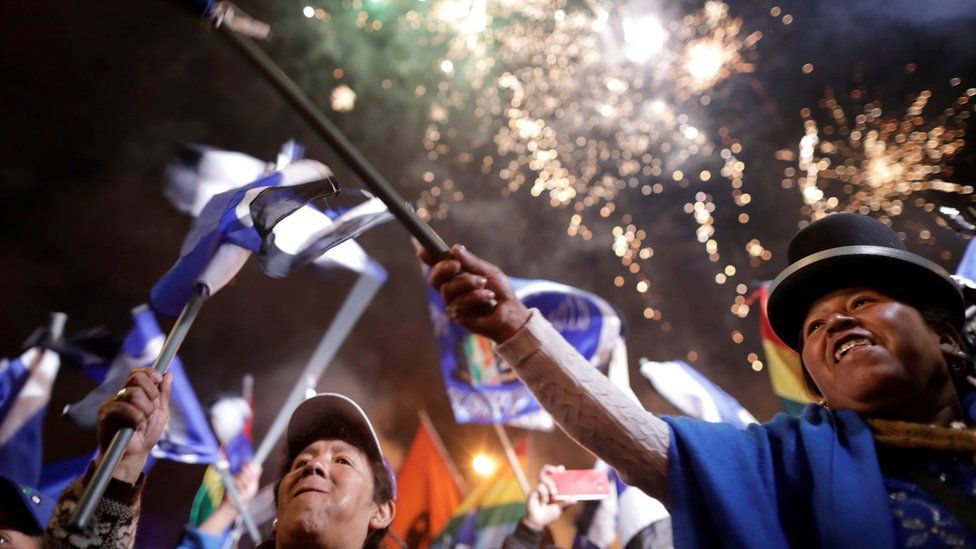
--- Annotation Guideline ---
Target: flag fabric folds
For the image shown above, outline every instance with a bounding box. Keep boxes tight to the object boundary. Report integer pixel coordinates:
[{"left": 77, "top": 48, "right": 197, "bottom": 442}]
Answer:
[
  {"left": 391, "top": 413, "right": 464, "bottom": 547},
  {"left": 753, "top": 285, "right": 811, "bottom": 415},
  {"left": 150, "top": 159, "right": 340, "bottom": 317},
  {"left": 427, "top": 277, "right": 621, "bottom": 430},
  {"left": 166, "top": 142, "right": 389, "bottom": 284},
  {"left": 0, "top": 347, "right": 61, "bottom": 487},
  {"left": 164, "top": 144, "right": 269, "bottom": 217},
  {"left": 432, "top": 439, "right": 528, "bottom": 548},
  {"left": 256, "top": 188, "right": 393, "bottom": 279},
  {"left": 639, "top": 359, "right": 757, "bottom": 429},
  {"left": 65, "top": 306, "right": 220, "bottom": 465}
]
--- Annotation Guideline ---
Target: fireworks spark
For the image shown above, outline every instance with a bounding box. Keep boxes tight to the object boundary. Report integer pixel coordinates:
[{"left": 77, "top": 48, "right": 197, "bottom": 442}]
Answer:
[{"left": 784, "top": 85, "right": 975, "bottom": 228}]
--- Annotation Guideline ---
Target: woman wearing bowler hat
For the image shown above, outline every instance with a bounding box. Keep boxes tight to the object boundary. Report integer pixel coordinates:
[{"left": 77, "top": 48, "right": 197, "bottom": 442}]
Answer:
[{"left": 425, "top": 213, "right": 976, "bottom": 548}]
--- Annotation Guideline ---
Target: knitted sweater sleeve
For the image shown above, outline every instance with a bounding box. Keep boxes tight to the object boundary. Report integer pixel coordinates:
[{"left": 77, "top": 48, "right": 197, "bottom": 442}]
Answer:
[
  {"left": 495, "top": 309, "right": 671, "bottom": 502},
  {"left": 43, "top": 461, "right": 143, "bottom": 549}
]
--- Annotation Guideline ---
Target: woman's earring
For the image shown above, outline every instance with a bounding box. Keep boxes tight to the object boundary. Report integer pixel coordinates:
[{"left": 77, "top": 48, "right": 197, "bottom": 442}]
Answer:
[{"left": 818, "top": 398, "right": 829, "bottom": 409}]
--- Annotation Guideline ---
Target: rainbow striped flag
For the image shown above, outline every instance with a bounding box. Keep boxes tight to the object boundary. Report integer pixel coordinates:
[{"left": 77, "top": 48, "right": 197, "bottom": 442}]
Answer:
[
  {"left": 432, "top": 440, "right": 528, "bottom": 548},
  {"left": 754, "top": 285, "right": 812, "bottom": 415}
]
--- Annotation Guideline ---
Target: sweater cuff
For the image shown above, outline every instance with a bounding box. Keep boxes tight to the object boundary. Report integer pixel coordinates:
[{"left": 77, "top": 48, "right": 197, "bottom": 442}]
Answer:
[
  {"left": 495, "top": 309, "right": 548, "bottom": 366},
  {"left": 510, "top": 520, "right": 545, "bottom": 544},
  {"left": 81, "top": 460, "right": 145, "bottom": 507}
]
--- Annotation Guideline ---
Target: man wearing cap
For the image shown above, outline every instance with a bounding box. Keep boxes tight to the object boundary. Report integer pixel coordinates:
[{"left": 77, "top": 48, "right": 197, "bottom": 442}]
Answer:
[
  {"left": 262, "top": 392, "right": 397, "bottom": 548},
  {"left": 0, "top": 475, "right": 56, "bottom": 547},
  {"left": 425, "top": 213, "right": 976, "bottom": 548},
  {"left": 43, "top": 362, "right": 397, "bottom": 548}
]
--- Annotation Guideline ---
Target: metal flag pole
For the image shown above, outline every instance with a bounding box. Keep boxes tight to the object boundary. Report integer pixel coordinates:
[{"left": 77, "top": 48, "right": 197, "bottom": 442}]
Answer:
[
  {"left": 70, "top": 284, "right": 211, "bottom": 531},
  {"left": 210, "top": 2, "right": 452, "bottom": 262},
  {"left": 252, "top": 269, "right": 384, "bottom": 466},
  {"left": 492, "top": 421, "right": 531, "bottom": 496},
  {"left": 417, "top": 409, "right": 468, "bottom": 495},
  {"left": 216, "top": 459, "right": 262, "bottom": 544},
  {"left": 482, "top": 396, "right": 531, "bottom": 496}
]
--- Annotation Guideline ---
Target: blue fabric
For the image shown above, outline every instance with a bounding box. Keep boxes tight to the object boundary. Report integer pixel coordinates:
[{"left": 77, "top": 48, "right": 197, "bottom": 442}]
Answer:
[
  {"left": 0, "top": 356, "right": 46, "bottom": 487},
  {"left": 663, "top": 405, "right": 896, "bottom": 548},
  {"left": 64, "top": 308, "right": 220, "bottom": 465},
  {"left": 151, "top": 172, "right": 282, "bottom": 317},
  {"left": 884, "top": 459, "right": 976, "bottom": 547},
  {"left": 175, "top": 527, "right": 229, "bottom": 549},
  {"left": 0, "top": 358, "right": 30, "bottom": 433}
]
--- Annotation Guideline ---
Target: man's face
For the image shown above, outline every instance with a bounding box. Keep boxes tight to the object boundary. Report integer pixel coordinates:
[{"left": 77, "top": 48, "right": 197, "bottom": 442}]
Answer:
[
  {"left": 800, "top": 287, "right": 956, "bottom": 418},
  {"left": 0, "top": 507, "right": 39, "bottom": 548},
  {"left": 275, "top": 439, "right": 378, "bottom": 548}
]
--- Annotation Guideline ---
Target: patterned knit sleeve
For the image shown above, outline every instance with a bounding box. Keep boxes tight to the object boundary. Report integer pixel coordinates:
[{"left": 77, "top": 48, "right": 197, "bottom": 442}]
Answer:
[
  {"left": 495, "top": 309, "right": 671, "bottom": 502},
  {"left": 43, "top": 461, "right": 143, "bottom": 549}
]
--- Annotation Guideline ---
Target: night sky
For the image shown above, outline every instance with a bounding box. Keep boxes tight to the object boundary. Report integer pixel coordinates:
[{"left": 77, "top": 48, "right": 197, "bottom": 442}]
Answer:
[{"left": 2, "top": 0, "right": 975, "bottom": 544}]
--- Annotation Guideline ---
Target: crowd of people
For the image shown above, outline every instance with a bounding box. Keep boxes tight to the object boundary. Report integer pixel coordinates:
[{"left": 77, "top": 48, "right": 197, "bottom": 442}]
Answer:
[{"left": 2, "top": 212, "right": 975, "bottom": 547}]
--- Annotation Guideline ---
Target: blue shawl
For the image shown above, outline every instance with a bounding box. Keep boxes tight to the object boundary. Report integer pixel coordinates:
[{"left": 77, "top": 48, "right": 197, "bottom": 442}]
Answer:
[{"left": 663, "top": 405, "right": 896, "bottom": 548}]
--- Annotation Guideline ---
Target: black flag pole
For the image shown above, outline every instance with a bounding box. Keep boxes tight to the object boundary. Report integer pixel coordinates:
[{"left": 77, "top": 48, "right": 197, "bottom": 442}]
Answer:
[
  {"left": 70, "top": 284, "right": 211, "bottom": 531},
  {"left": 212, "top": 2, "right": 454, "bottom": 261}
]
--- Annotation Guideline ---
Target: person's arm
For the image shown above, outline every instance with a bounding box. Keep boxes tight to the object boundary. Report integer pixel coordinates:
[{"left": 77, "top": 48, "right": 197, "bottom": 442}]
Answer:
[
  {"left": 44, "top": 367, "right": 172, "bottom": 549},
  {"left": 501, "top": 521, "right": 546, "bottom": 549},
  {"left": 195, "top": 463, "right": 262, "bottom": 537},
  {"left": 503, "top": 464, "right": 573, "bottom": 549},
  {"left": 425, "top": 246, "right": 671, "bottom": 502}
]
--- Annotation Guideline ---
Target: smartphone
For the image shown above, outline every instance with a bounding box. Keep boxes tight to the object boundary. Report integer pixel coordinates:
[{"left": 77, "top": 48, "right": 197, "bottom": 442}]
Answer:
[{"left": 549, "top": 469, "right": 612, "bottom": 501}]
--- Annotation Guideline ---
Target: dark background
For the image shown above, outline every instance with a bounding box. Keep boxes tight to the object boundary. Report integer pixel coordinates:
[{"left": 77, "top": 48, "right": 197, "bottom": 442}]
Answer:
[{"left": 1, "top": 0, "right": 974, "bottom": 545}]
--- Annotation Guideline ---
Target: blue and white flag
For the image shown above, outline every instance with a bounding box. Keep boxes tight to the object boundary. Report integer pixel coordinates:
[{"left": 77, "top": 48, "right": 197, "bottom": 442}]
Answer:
[
  {"left": 427, "top": 277, "right": 621, "bottom": 430},
  {"left": 155, "top": 147, "right": 393, "bottom": 317},
  {"left": 167, "top": 142, "right": 389, "bottom": 283},
  {"left": 65, "top": 306, "right": 220, "bottom": 464},
  {"left": 164, "top": 144, "right": 269, "bottom": 217},
  {"left": 258, "top": 188, "right": 393, "bottom": 279},
  {"left": 151, "top": 159, "right": 341, "bottom": 317},
  {"left": 639, "top": 360, "right": 757, "bottom": 429},
  {"left": 0, "top": 347, "right": 61, "bottom": 487}
]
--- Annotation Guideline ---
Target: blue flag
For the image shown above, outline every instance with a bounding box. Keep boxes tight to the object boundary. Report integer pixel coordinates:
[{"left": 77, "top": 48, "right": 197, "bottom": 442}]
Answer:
[
  {"left": 153, "top": 156, "right": 392, "bottom": 317},
  {"left": 151, "top": 160, "right": 341, "bottom": 317},
  {"left": 427, "top": 277, "right": 621, "bottom": 430},
  {"left": 0, "top": 348, "right": 61, "bottom": 487},
  {"left": 65, "top": 306, "right": 220, "bottom": 464}
]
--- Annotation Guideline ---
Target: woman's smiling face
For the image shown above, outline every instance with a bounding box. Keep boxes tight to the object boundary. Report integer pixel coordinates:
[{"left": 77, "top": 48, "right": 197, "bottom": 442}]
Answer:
[{"left": 800, "top": 287, "right": 958, "bottom": 419}]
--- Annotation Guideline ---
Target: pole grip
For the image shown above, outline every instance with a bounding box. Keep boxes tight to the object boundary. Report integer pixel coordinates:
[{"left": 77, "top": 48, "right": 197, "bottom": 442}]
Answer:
[{"left": 69, "top": 285, "right": 210, "bottom": 531}]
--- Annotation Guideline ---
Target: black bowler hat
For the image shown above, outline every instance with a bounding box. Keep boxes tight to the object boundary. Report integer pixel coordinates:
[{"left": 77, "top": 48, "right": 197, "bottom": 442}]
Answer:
[{"left": 767, "top": 213, "right": 964, "bottom": 351}]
